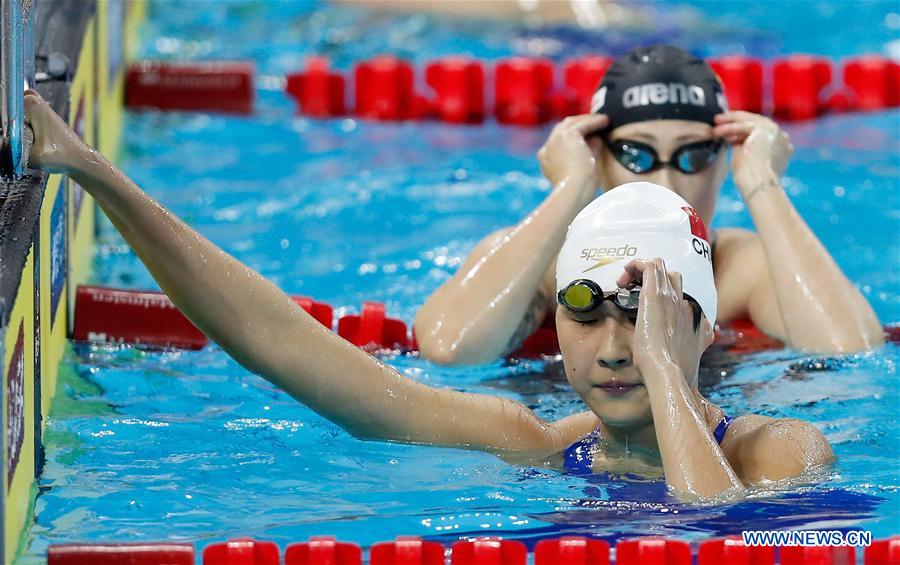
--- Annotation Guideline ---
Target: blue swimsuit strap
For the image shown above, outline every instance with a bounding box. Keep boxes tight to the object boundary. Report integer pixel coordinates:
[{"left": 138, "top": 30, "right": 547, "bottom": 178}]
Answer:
[
  {"left": 563, "top": 427, "right": 603, "bottom": 475},
  {"left": 713, "top": 415, "right": 735, "bottom": 444},
  {"left": 564, "top": 415, "right": 735, "bottom": 475}
]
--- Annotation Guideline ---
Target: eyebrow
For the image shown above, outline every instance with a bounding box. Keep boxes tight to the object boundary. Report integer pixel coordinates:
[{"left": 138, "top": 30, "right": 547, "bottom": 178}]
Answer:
[
  {"left": 628, "top": 132, "right": 657, "bottom": 142},
  {"left": 675, "top": 133, "right": 710, "bottom": 143}
]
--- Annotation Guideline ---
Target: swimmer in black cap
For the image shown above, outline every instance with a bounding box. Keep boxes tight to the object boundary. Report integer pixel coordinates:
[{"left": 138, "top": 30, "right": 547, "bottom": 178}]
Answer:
[{"left": 416, "top": 45, "right": 884, "bottom": 365}]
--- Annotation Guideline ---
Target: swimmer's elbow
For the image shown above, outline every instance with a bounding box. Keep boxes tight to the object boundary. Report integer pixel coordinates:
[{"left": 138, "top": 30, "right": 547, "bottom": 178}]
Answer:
[
  {"left": 414, "top": 328, "right": 492, "bottom": 366},
  {"left": 415, "top": 337, "right": 459, "bottom": 366}
]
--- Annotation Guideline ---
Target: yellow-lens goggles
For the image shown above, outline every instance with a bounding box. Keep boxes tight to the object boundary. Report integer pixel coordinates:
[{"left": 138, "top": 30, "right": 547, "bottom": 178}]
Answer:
[{"left": 558, "top": 279, "right": 641, "bottom": 314}]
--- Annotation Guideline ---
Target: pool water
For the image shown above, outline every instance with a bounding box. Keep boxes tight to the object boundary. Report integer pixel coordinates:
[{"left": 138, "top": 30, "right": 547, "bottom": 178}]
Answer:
[{"left": 19, "top": 0, "right": 900, "bottom": 561}]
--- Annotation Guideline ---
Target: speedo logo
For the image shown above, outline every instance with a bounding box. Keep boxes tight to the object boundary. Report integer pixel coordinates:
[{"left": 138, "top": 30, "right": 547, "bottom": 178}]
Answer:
[
  {"left": 581, "top": 245, "right": 637, "bottom": 272},
  {"left": 623, "top": 82, "right": 706, "bottom": 108}
]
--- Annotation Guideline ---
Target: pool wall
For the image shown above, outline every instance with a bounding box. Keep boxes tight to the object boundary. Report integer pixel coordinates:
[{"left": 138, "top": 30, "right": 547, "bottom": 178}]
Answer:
[{"left": 0, "top": 0, "right": 145, "bottom": 560}]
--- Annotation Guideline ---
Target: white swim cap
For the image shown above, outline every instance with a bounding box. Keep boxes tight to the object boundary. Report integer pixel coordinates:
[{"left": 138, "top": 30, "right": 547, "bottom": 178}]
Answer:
[{"left": 556, "top": 181, "right": 717, "bottom": 325}]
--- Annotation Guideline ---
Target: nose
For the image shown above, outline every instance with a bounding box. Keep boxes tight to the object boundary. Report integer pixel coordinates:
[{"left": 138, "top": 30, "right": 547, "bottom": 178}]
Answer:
[
  {"left": 594, "top": 317, "right": 632, "bottom": 370},
  {"left": 646, "top": 165, "right": 675, "bottom": 189}
]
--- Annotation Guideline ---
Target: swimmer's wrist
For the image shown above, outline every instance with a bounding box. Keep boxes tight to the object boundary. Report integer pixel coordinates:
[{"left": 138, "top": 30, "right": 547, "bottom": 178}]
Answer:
[
  {"left": 635, "top": 352, "right": 681, "bottom": 388},
  {"left": 555, "top": 174, "right": 599, "bottom": 202},
  {"left": 67, "top": 144, "right": 110, "bottom": 181},
  {"left": 736, "top": 163, "right": 779, "bottom": 198}
]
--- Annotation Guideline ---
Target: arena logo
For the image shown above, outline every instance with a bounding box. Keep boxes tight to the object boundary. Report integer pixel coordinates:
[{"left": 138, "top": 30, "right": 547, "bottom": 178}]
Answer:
[
  {"left": 7, "top": 323, "right": 24, "bottom": 489},
  {"left": 622, "top": 83, "right": 706, "bottom": 108},
  {"left": 581, "top": 244, "right": 637, "bottom": 273}
]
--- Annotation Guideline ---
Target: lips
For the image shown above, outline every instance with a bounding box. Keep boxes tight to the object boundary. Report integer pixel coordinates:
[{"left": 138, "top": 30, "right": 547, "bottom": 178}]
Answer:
[{"left": 596, "top": 380, "right": 642, "bottom": 397}]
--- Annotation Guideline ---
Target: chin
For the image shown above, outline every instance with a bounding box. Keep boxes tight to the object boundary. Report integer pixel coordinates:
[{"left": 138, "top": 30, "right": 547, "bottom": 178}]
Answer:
[{"left": 587, "top": 391, "right": 653, "bottom": 430}]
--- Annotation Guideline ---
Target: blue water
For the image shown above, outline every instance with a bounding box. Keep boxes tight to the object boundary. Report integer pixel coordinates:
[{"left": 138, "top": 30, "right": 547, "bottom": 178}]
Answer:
[{"left": 20, "top": 0, "right": 900, "bottom": 561}]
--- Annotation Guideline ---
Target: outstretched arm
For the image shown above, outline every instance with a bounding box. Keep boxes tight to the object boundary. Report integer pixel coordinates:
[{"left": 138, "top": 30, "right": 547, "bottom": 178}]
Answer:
[
  {"left": 24, "top": 91, "right": 572, "bottom": 456},
  {"left": 414, "top": 115, "right": 607, "bottom": 365},
  {"left": 714, "top": 112, "right": 883, "bottom": 353}
]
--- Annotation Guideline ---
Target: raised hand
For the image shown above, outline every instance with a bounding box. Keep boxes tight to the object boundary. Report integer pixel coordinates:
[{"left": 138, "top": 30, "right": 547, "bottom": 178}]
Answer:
[
  {"left": 537, "top": 113, "right": 609, "bottom": 193},
  {"left": 713, "top": 111, "right": 794, "bottom": 192},
  {"left": 617, "top": 258, "right": 711, "bottom": 375},
  {"left": 24, "top": 90, "right": 94, "bottom": 174}
]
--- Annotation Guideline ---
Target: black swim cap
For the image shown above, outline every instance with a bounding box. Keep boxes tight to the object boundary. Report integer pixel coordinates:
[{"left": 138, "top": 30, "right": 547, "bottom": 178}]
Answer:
[{"left": 591, "top": 45, "right": 727, "bottom": 130}]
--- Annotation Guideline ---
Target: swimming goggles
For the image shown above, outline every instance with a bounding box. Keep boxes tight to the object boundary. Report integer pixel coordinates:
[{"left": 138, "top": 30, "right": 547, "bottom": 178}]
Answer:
[
  {"left": 558, "top": 279, "right": 641, "bottom": 315},
  {"left": 605, "top": 138, "right": 723, "bottom": 175}
]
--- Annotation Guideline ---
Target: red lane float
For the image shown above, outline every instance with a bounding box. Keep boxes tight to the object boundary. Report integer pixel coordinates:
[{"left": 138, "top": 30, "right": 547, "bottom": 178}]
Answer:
[
  {"left": 844, "top": 56, "right": 900, "bottom": 111},
  {"left": 354, "top": 56, "right": 431, "bottom": 121},
  {"left": 73, "top": 285, "right": 209, "bottom": 350},
  {"left": 125, "top": 61, "right": 255, "bottom": 115},
  {"left": 564, "top": 56, "right": 613, "bottom": 114},
  {"left": 286, "top": 57, "right": 346, "bottom": 117},
  {"left": 534, "top": 536, "right": 610, "bottom": 565},
  {"left": 370, "top": 537, "right": 444, "bottom": 565},
  {"left": 336, "top": 301, "right": 411, "bottom": 350},
  {"left": 698, "top": 536, "right": 775, "bottom": 564},
  {"left": 73, "top": 285, "right": 796, "bottom": 356},
  {"left": 451, "top": 539, "right": 527, "bottom": 565},
  {"left": 126, "top": 54, "right": 900, "bottom": 122},
  {"left": 865, "top": 535, "right": 900, "bottom": 564},
  {"left": 709, "top": 56, "right": 764, "bottom": 113},
  {"left": 495, "top": 58, "right": 555, "bottom": 125},
  {"left": 772, "top": 55, "right": 832, "bottom": 121},
  {"left": 48, "top": 543, "right": 194, "bottom": 565},
  {"left": 292, "top": 296, "right": 335, "bottom": 329},
  {"left": 285, "top": 536, "right": 362, "bottom": 565},
  {"left": 203, "top": 538, "right": 280, "bottom": 565},
  {"left": 615, "top": 538, "right": 692, "bottom": 565},
  {"left": 780, "top": 545, "right": 857, "bottom": 565},
  {"left": 47, "top": 535, "right": 900, "bottom": 564},
  {"left": 425, "top": 57, "right": 486, "bottom": 124}
]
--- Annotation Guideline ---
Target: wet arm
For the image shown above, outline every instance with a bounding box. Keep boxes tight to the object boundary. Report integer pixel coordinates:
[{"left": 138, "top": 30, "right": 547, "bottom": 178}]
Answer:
[
  {"left": 415, "top": 115, "right": 607, "bottom": 365},
  {"left": 740, "top": 167, "right": 883, "bottom": 352},
  {"left": 643, "top": 361, "right": 745, "bottom": 499},
  {"left": 414, "top": 189, "right": 580, "bottom": 366},
  {"left": 67, "top": 157, "right": 563, "bottom": 450},
  {"left": 26, "top": 92, "right": 566, "bottom": 455},
  {"left": 714, "top": 112, "right": 882, "bottom": 352}
]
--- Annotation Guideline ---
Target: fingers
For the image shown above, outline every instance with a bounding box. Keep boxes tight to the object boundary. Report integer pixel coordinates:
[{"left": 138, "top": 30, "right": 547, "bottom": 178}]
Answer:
[
  {"left": 543, "top": 114, "right": 608, "bottom": 150},
  {"left": 713, "top": 121, "right": 755, "bottom": 145},
  {"left": 667, "top": 270, "right": 683, "bottom": 299},
  {"left": 617, "top": 259, "right": 647, "bottom": 288},
  {"left": 569, "top": 113, "right": 609, "bottom": 137},
  {"left": 617, "top": 258, "right": 682, "bottom": 299},
  {"left": 714, "top": 110, "right": 764, "bottom": 124}
]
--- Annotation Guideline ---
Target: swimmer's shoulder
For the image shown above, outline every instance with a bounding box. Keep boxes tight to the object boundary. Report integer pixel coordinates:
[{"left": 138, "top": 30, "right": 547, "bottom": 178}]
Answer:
[
  {"left": 719, "top": 414, "right": 834, "bottom": 483},
  {"left": 712, "top": 228, "right": 766, "bottom": 322},
  {"left": 537, "top": 411, "right": 600, "bottom": 468},
  {"left": 496, "top": 411, "right": 597, "bottom": 468},
  {"left": 712, "top": 228, "right": 762, "bottom": 268}
]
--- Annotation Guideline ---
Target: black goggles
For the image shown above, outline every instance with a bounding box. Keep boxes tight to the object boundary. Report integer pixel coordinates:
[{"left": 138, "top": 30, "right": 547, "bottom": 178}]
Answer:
[
  {"left": 605, "top": 137, "right": 723, "bottom": 175},
  {"left": 557, "top": 279, "right": 641, "bottom": 315}
]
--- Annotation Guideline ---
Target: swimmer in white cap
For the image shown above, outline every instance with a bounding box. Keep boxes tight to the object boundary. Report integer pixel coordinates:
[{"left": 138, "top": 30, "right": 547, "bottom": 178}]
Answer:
[
  {"left": 24, "top": 92, "right": 833, "bottom": 499},
  {"left": 416, "top": 45, "right": 883, "bottom": 365}
]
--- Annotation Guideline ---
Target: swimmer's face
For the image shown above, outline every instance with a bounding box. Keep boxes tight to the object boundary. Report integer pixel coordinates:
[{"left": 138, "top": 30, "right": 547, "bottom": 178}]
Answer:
[
  {"left": 555, "top": 301, "right": 707, "bottom": 430},
  {"left": 588, "top": 119, "right": 727, "bottom": 227}
]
